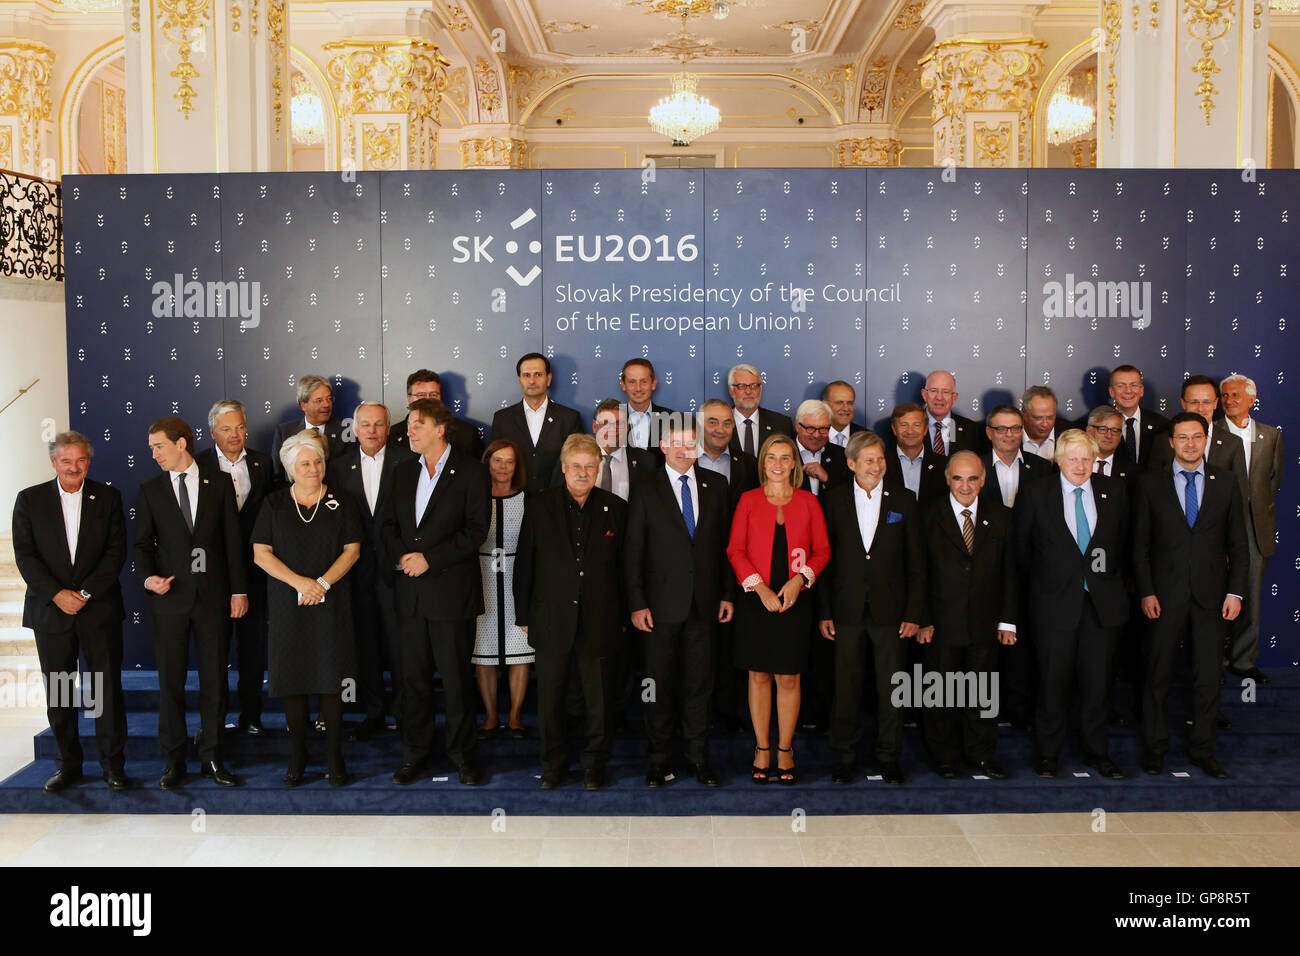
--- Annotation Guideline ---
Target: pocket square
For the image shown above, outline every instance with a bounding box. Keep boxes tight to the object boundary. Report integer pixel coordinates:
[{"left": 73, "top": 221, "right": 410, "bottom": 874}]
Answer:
[
  {"left": 604, "top": 529, "right": 616, "bottom": 537},
  {"left": 886, "top": 511, "right": 903, "bottom": 524}
]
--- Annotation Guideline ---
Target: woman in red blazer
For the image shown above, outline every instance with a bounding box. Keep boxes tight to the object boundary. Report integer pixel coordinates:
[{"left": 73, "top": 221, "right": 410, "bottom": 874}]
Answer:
[{"left": 727, "top": 434, "right": 830, "bottom": 784}]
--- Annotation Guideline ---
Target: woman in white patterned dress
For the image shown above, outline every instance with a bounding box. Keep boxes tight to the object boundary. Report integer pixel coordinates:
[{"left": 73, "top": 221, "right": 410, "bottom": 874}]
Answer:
[{"left": 473, "top": 439, "right": 532, "bottom": 738}]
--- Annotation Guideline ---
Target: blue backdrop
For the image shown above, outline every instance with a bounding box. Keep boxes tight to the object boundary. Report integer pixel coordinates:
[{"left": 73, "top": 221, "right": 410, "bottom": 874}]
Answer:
[{"left": 61, "top": 168, "right": 1297, "bottom": 668}]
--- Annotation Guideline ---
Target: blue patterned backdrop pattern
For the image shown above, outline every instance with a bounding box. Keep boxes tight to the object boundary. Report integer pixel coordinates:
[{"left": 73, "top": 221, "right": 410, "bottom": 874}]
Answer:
[{"left": 62, "top": 168, "right": 1296, "bottom": 668}]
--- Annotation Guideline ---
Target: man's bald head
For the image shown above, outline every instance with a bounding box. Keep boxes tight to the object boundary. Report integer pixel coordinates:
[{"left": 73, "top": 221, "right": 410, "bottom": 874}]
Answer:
[
  {"left": 922, "top": 369, "right": 958, "bottom": 419},
  {"left": 945, "top": 450, "right": 985, "bottom": 506}
]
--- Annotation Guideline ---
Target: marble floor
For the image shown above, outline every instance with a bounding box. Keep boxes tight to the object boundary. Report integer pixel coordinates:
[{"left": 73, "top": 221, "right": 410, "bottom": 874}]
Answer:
[{"left": 3, "top": 704, "right": 1298, "bottom": 866}]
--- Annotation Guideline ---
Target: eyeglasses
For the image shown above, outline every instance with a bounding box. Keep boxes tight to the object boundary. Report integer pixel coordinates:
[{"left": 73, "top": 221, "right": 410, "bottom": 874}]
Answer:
[
  {"left": 797, "top": 424, "right": 830, "bottom": 435},
  {"left": 989, "top": 424, "right": 1023, "bottom": 435},
  {"left": 731, "top": 382, "right": 762, "bottom": 392},
  {"left": 1090, "top": 425, "right": 1122, "bottom": 436}
]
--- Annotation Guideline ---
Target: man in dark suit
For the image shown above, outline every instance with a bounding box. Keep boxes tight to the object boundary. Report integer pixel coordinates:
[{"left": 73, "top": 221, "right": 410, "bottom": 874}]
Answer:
[
  {"left": 921, "top": 369, "right": 986, "bottom": 455},
  {"left": 694, "top": 397, "right": 757, "bottom": 732},
  {"left": 559, "top": 398, "right": 655, "bottom": 497},
  {"left": 12, "top": 432, "right": 128, "bottom": 794},
  {"left": 917, "top": 452, "right": 1018, "bottom": 779},
  {"left": 196, "top": 399, "right": 274, "bottom": 737},
  {"left": 793, "top": 399, "right": 851, "bottom": 498},
  {"left": 817, "top": 431, "right": 924, "bottom": 785},
  {"left": 887, "top": 401, "right": 948, "bottom": 508},
  {"left": 387, "top": 369, "right": 484, "bottom": 460},
  {"left": 270, "top": 374, "right": 346, "bottom": 483},
  {"left": 1146, "top": 376, "right": 1247, "bottom": 485},
  {"left": 1085, "top": 406, "right": 1138, "bottom": 485},
  {"left": 135, "top": 418, "right": 248, "bottom": 789},
  {"left": 727, "top": 363, "right": 794, "bottom": 459},
  {"left": 626, "top": 416, "right": 734, "bottom": 787},
  {"left": 1108, "top": 364, "right": 1168, "bottom": 469},
  {"left": 489, "top": 352, "right": 585, "bottom": 495},
  {"left": 1015, "top": 429, "right": 1129, "bottom": 779},
  {"left": 619, "top": 357, "right": 676, "bottom": 463},
  {"left": 980, "top": 403, "right": 1047, "bottom": 731},
  {"left": 327, "top": 400, "right": 414, "bottom": 741},
  {"left": 1218, "top": 374, "right": 1284, "bottom": 684},
  {"left": 1020, "top": 386, "right": 1074, "bottom": 462},
  {"left": 380, "top": 399, "right": 489, "bottom": 786},
  {"left": 514, "top": 433, "right": 628, "bottom": 790},
  {"left": 823, "top": 380, "right": 866, "bottom": 450},
  {"left": 1133, "top": 412, "right": 1249, "bottom": 778}
]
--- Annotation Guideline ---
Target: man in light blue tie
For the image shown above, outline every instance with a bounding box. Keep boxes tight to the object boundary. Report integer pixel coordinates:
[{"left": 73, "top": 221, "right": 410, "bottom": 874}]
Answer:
[{"left": 1132, "top": 412, "right": 1249, "bottom": 779}]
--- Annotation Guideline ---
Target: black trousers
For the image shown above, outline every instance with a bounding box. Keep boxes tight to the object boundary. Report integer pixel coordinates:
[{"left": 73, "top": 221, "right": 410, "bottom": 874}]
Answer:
[
  {"left": 398, "top": 616, "right": 476, "bottom": 768},
  {"left": 1106, "top": 596, "right": 1146, "bottom": 721},
  {"left": 921, "top": 639, "right": 1000, "bottom": 764},
  {"left": 801, "top": 614, "right": 835, "bottom": 726},
  {"left": 537, "top": 639, "right": 611, "bottom": 773},
  {"left": 643, "top": 611, "right": 714, "bottom": 767},
  {"left": 1034, "top": 600, "right": 1117, "bottom": 761},
  {"left": 999, "top": 598, "right": 1037, "bottom": 723},
  {"left": 220, "top": 605, "right": 266, "bottom": 723},
  {"left": 711, "top": 617, "right": 745, "bottom": 723},
  {"left": 152, "top": 608, "right": 227, "bottom": 764},
  {"left": 829, "top": 622, "right": 904, "bottom": 766},
  {"left": 34, "top": 620, "right": 127, "bottom": 772},
  {"left": 1142, "top": 601, "right": 1225, "bottom": 760},
  {"left": 354, "top": 575, "right": 401, "bottom": 722}
]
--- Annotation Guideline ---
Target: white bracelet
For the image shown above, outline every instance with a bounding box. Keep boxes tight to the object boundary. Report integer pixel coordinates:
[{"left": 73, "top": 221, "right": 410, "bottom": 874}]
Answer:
[{"left": 316, "top": 577, "right": 331, "bottom": 591}]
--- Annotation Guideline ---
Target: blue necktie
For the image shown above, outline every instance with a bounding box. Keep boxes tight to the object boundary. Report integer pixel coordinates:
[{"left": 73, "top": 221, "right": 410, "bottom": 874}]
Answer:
[
  {"left": 1075, "top": 486, "right": 1090, "bottom": 592},
  {"left": 1181, "top": 470, "right": 1199, "bottom": 527},
  {"left": 680, "top": 474, "right": 695, "bottom": 539}
]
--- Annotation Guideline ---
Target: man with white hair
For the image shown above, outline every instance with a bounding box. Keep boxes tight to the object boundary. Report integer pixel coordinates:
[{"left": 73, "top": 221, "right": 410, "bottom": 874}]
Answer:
[
  {"left": 921, "top": 369, "right": 987, "bottom": 456},
  {"left": 726, "top": 363, "right": 794, "bottom": 459},
  {"left": 793, "top": 398, "right": 850, "bottom": 498},
  {"left": 1219, "top": 373, "right": 1284, "bottom": 684},
  {"left": 271, "top": 374, "right": 346, "bottom": 482}
]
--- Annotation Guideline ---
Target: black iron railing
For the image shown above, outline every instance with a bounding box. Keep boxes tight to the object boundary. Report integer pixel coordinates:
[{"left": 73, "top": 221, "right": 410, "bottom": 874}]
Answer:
[{"left": 0, "top": 168, "right": 62, "bottom": 281}]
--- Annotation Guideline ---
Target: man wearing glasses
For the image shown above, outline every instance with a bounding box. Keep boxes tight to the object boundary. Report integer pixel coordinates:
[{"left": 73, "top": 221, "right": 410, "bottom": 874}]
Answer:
[
  {"left": 726, "top": 363, "right": 794, "bottom": 459},
  {"left": 389, "top": 369, "right": 484, "bottom": 459},
  {"left": 921, "top": 369, "right": 987, "bottom": 456},
  {"left": 1085, "top": 407, "right": 1138, "bottom": 486},
  {"left": 980, "top": 405, "right": 1047, "bottom": 511},
  {"left": 1146, "top": 376, "right": 1246, "bottom": 489},
  {"left": 793, "top": 399, "right": 850, "bottom": 499}
]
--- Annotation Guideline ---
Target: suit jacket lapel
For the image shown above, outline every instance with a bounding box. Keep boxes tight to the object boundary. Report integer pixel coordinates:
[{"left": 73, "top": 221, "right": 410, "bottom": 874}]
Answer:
[
  {"left": 47, "top": 481, "right": 75, "bottom": 572},
  {"left": 417, "top": 458, "right": 454, "bottom": 528},
  {"left": 70, "top": 483, "right": 100, "bottom": 575},
  {"left": 941, "top": 504, "right": 968, "bottom": 554}
]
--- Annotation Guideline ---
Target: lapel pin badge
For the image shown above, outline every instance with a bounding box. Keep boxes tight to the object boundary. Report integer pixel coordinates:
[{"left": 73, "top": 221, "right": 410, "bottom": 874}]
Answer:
[
  {"left": 202, "top": 478, "right": 209, "bottom": 484},
  {"left": 603, "top": 505, "right": 608, "bottom": 511}
]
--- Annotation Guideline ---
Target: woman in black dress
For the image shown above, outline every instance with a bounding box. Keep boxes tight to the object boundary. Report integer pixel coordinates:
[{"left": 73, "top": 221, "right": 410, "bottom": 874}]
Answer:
[{"left": 253, "top": 432, "right": 361, "bottom": 786}]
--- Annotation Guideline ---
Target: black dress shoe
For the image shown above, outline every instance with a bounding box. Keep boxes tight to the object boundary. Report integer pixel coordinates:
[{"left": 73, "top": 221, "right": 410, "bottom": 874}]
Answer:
[
  {"left": 159, "top": 763, "right": 186, "bottom": 790},
  {"left": 831, "top": 764, "right": 854, "bottom": 785},
  {"left": 880, "top": 762, "right": 904, "bottom": 785},
  {"left": 283, "top": 766, "right": 306, "bottom": 787},
  {"left": 102, "top": 769, "right": 130, "bottom": 792},
  {"left": 328, "top": 767, "right": 352, "bottom": 787},
  {"left": 1034, "top": 757, "right": 1058, "bottom": 778},
  {"left": 686, "top": 762, "right": 720, "bottom": 787},
  {"left": 645, "top": 766, "right": 669, "bottom": 788},
  {"left": 1190, "top": 755, "right": 1230, "bottom": 779},
  {"left": 347, "top": 717, "right": 385, "bottom": 743},
  {"left": 457, "top": 764, "right": 481, "bottom": 786},
  {"left": 1085, "top": 755, "right": 1125, "bottom": 779},
  {"left": 1216, "top": 713, "right": 1233, "bottom": 729},
  {"left": 540, "top": 768, "right": 564, "bottom": 789},
  {"left": 508, "top": 725, "right": 528, "bottom": 740},
  {"left": 392, "top": 762, "right": 425, "bottom": 786},
  {"left": 1140, "top": 752, "right": 1164, "bottom": 775},
  {"left": 201, "top": 760, "right": 238, "bottom": 787},
  {"left": 1230, "top": 665, "right": 1270, "bottom": 684},
  {"left": 475, "top": 724, "right": 499, "bottom": 741},
  {"left": 43, "top": 767, "right": 82, "bottom": 794},
  {"left": 238, "top": 719, "right": 268, "bottom": 737},
  {"left": 583, "top": 767, "right": 605, "bottom": 790},
  {"left": 968, "top": 760, "right": 1008, "bottom": 780},
  {"left": 936, "top": 763, "right": 958, "bottom": 779}
]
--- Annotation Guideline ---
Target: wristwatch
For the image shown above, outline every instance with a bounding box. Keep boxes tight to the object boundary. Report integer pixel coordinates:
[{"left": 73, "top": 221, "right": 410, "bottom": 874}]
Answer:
[{"left": 78, "top": 589, "right": 92, "bottom": 600}]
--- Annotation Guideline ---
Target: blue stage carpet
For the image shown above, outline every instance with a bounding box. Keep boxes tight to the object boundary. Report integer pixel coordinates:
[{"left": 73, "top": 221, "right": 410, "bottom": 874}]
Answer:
[{"left": 0, "top": 669, "right": 1295, "bottom": 815}]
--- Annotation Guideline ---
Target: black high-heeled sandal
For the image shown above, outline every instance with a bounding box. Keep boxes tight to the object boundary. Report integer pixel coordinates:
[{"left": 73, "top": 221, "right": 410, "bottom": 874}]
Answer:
[
  {"left": 283, "top": 750, "right": 308, "bottom": 788},
  {"left": 751, "top": 746, "right": 771, "bottom": 784},
  {"left": 777, "top": 746, "right": 797, "bottom": 786},
  {"left": 327, "top": 762, "right": 351, "bottom": 787}
]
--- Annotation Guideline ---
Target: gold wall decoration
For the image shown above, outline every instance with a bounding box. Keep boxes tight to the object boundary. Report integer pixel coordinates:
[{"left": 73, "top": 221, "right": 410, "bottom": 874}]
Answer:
[
  {"left": 835, "top": 136, "right": 902, "bottom": 166},
  {"left": 893, "top": 0, "right": 925, "bottom": 31},
  {"left": 542, "top": 21, "right": 593, "bottom": 34},
  {"left": 460, "top": 135, "right": 527, "bottom": 169},
  {"left": 131, "top": 2, "right": 140, "bottom": 33},
  {"left": 790, "top": 64, "right": 854, "bottom": 109},
  {"left": 445, "top": 66, "right": 469, "bottom": 112},
  {"left": 1150, "top": 1, "right": 1160, "bottom": 29},
  {"left": 1103, "top": 1, "right": 1122, "bottom": 134},
  {"left": 1254, "top": 2, "right": 1262, "bottom": 29},
  {"left": 268, "top": 0, "right": 286, "bottom": 132},
  {"left": 972, "top": 120, "right": 1013, "bottom": 167},
  {"left": 920, "top": 37, "right": 1045, "bottom": 166},
  {"left": 0, "top": 127, "right": 12, "bottom": 170},
  {"left": 1069, "top": 137, "right": 1098, "bottom": 167},
  {"left": 890, "top": 64, "right": 919, "bottom": 112},
  {"left": 231, "top": 2, "right": 240, "bottom": 32},
  {"left": 158, "top": 0, "right": 212, "bottom": 118},
  {"left": 251, "top": 0, "right": 258, "bottom": 35},
  {"left": 327, "top": 38, "right": 451, "bottom": 170},
  {"left": 102, "top": 81, "right": 127, "bottom": 173},
  {"left": 1185, "top": 0, "right": 1235, "bottom": 125},
  {"left": 0, "top": 39, "right": 55, "bottom": 173},
  {"left": 860, "top": 56, "right": 890, "bottom": 114},
  {"left": 475, "top": 56, "right": 502, "bottom": 113},
  {"left": 361, "top": 121, "right": 402, "bottom": 170},
  {"left": 444, "top": 0, "right": 473, "bottom": 30},
  {"left": 506, "top": 61, "right": 575, "bottom": 112}
]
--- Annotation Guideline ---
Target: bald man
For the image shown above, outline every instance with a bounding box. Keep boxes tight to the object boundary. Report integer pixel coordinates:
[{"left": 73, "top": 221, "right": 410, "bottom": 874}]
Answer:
[{"left": 921, "top": 370, "right": 987, "bottom": 456}]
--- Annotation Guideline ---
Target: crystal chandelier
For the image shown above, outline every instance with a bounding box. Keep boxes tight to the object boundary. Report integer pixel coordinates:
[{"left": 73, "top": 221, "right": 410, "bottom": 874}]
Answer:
[
  {"left": 648, "top": 9, "right": 720, "bottom": 145},
  {"left": 1046, "top": 73, "right": 1095, "bottom": 146},
  {"left": 290, "top": 74, "right": 325, "bottom": 147}
]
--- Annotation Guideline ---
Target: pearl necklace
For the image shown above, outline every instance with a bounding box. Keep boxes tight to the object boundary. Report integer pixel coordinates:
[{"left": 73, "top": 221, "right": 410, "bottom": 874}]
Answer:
[{"left": 291, "top": 484, "right": 324, "bottom": 524}]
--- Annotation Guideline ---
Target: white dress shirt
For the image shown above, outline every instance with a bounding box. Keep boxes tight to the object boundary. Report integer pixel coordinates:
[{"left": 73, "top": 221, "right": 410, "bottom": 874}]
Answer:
[
  {"left": 1023, "top": 431, "right": 1055, "bottom": 461},
  {"left": 1172, "top": 457, "right": 1205, "bottom": 520},
  {"left": 991, "top": 452, "right": 1023, "bottom": 508},
  {"left": 1224, "top": 416, "right": 1254, "bottom": 475},
  {"left": 599, "top": 446, "right": 632, "bottom": 500},
  {"left": 627, "top": 406, "right": 652, "bottom": 449},
  {"left": 948, "top": 494, "right": 1016, "bottom": 633},
  {"left": 172, "top": 460, "right": 200, "bottom": 526},
  {"left": 797, "top": 440, "right": 823, "bottom": 495},
  {"left": 666, "top": 463, "right": 697, "bottom": 520},
  {"left": 926, "top": 413, "right": 954, "bottom": 450},
  {"left": 895, "top": 446, "right": 924, "bottom": 498},
  {"left": 1122, "top": 408, "right": 1144, "bottom": 460},
  {"left": 522, "top": 397, "right": 549, "bottom": 448},
  {"left": 853, "top": 479, "right": 883, "bottom": 552},
  {"left": 1060, "top": 474, "right": 1097, "bottom": 540},
  {"left": 733, "top": 409, "right": 761, "bottom": 455},
  {"left": 696, "top": 448, "right": 733, "bottom": 483},
  {"left": 360, "top": 445, "right": 385, "bottom": 515},
  {"left": 58, "top": 482, "right": 83, "bottom": 564},
  {"left": 415, "top": 444, "right": 451, "bottom": 524},
  {"left": 1093, "top": 453, "right": 1115, "bottom": 477},
  {"left": 215, "top": 447, "right": 251, "bottom": 510}
]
